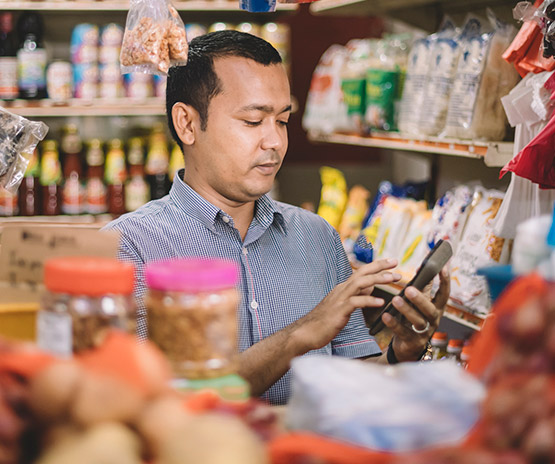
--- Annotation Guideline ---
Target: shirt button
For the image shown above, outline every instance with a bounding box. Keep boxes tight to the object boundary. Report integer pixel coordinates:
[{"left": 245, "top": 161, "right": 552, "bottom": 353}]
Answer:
[
  {"left": 242, "top": 247, "right": 248, "bottom": 255},
  {"left": 250, "top": 300, "right": 258, "bottom": 310},
  {"left": 222, "top": 216, "right": 230, "bottom": 223}
]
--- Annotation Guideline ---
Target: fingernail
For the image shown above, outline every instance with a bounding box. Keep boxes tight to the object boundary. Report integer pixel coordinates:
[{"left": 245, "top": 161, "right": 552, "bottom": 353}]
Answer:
[
  {"left": 392, "top": 273, "right": 402, "bottom": 280},
  {"left": 375, "top": 298, "right": 385, "bottom": 305},
  {"left": 387, "top": 258, "right": 397, "bottom": 265},
  {"left": 393, "top": 296, "right": 403, "bottom": 305},
  {"left": 406, "top": 287, "right": 417, "bottom": 298}
]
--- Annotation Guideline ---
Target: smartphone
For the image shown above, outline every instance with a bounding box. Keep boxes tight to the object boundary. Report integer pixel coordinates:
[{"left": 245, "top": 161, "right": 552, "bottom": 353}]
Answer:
[{"left": 368, "top": 239, "right": 453, "bottom": 336}]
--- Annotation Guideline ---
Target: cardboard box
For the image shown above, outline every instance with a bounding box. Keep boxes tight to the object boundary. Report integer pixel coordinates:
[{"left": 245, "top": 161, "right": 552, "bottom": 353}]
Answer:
[{"left": 0, "top": 224, "right": 120, "bottom": 341}]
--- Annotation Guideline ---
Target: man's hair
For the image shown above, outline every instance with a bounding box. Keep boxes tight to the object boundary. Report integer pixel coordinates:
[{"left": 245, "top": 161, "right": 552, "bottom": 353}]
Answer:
[{"left": 166, "top": 30, "right": 283, "bottom": 145}]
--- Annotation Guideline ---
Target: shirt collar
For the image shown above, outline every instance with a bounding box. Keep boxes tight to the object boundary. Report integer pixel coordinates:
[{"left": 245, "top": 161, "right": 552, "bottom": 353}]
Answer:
[{"left": 170, "top": 169, "right": 286, "bottom": 234}]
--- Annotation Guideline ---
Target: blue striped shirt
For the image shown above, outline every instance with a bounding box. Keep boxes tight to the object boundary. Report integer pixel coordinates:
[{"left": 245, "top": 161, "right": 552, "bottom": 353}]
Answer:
[{"left": 102, "top": 169, "right": 381, "bottom": 404}]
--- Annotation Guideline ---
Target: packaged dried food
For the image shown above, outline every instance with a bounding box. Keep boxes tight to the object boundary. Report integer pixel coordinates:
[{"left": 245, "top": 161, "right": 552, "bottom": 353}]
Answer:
[
  {"left": 120, "top": 0, "right": 188, "bottom": 75},
  {"left": 145, "top": 258, "right": 240, "bottom": 379},
  {"left": 38, "top": 257, "right": 136, "bottom": 357},
  {"left": 0, "top": 106, "right": 48, "bottom": 194}
]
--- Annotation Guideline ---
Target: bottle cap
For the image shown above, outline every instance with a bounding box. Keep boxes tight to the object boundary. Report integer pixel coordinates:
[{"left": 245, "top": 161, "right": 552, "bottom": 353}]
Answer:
[
  {"left": 431, "top": 331, "right": 447, "bottom": 341},
  {"left": 145, "top": 258, "right": 239, "bottom": 293},
  {"left": 44, "top": 256, "right": 135, "bottom": 296}
]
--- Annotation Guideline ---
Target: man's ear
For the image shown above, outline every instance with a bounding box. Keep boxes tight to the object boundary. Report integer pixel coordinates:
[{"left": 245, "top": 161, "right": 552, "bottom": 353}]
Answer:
[{"left": 172, "top": 102, "right": 198, "bottom": 146}]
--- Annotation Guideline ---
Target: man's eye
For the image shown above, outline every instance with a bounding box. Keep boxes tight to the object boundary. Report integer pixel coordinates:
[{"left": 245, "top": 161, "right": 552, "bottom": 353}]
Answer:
[
  {"left": 244, "top": 120, "right": 262, "bottom": 127},
  {"left": 278, "top": 120, "right": 289, "bottom": 127}
]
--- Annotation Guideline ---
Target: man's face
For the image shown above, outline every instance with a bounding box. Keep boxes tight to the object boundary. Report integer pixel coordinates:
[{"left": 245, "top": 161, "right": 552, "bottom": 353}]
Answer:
[{"left": 185, "top": 56, "right": 291, "bottom": 206}]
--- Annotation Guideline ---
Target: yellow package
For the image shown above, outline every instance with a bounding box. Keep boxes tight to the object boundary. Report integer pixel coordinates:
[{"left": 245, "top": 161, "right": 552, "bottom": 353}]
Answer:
[
  {"left": 316, "top": 166, "right": 348, "bottom": 229},
  {"left": 339, "top": 185, "right": 371, "bottom": 242}
]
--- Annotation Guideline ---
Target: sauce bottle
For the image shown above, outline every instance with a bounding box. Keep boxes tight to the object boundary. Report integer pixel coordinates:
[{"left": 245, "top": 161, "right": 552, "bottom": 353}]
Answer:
[
  {"left": 40, "top": 140, "right": 62, "bottom": 216},
  {"left": 168, "top": 140, "right": 184, "bottom": 183},
  {"left": 16, "top": 12, "right": 47, "bottom": 99},
  {"left": 0, "top": 12, "right": 18, "bottom": 100},
  {"left": 125, "top": 137, "right": 150, "bottom": 211},
  {"left": 85, "top": 139, "right": 108, "bottom": 215},
  {"left": 18, "top": 146, "right": 41, "bottom": 216},
  {"left": 61, "top": 124, "right": 85, "bottom": 215},
  {"left": 145, "top": 124, "right": 170, "bottom": 200},
  {"left": 104, "top": 138, "right": 127, "bottom": 215}
]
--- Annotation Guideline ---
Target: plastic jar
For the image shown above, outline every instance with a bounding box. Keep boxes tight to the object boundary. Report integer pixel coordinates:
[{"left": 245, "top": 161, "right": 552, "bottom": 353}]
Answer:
[
  {"left": 39, "top": 256, "right": 136, "bottom": 357},
  {"left": 145, "top": 258, "right": 240, "bottom": 380},
  {"left": 430, "top": 331, "right": 448, "bottom": 360},
  {"left": 447, "top": 339, "right": 464, "bottom": 363},
  {"left": 460, "top": 345, "right": 472, "bottom": 369}
]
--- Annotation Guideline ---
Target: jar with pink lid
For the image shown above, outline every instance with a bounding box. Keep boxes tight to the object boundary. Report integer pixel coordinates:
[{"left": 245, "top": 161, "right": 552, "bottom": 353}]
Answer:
[{"left": 144, "top": 258, "right": 240, "bottom": 379}]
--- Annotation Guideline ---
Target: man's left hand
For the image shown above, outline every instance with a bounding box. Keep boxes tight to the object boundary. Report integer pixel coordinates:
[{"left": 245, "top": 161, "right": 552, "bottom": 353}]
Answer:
[{"left": 382, "top": 267, "right": 450, "bottom": 362}]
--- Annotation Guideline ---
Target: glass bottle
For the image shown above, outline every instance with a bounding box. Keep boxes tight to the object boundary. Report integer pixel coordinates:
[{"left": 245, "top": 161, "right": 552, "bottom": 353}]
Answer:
[
  {"left": 125, "top": 137, "right": 150, "bottom": 212},
  {"left": 0, "top": 12, "right": 18, "bottom": 100},
  {"left": 84, "top": 139, "right": 108, "bottom": 215},
  {"left": 104, "top": 138, "right": 127, "bottom": 215},
  {"left": 40, "top": 140, "right": 62, "bottom": 216},
  {"left": 61, "top": 124, "right": 85, "bottom": 215},
  {"left": 145, "top": 123, "right": 170, "bottom": 200},
  {"left": 0, "top": 189, "right": 18, "bottom": 217},
  {"left": 430, "top": 331, "right": 448, "bottom": 361},
  {"left": 17, "top": 12, "right": 47, "bottom": 100},
  {"left": 168, "top": 141, "right": 184, "bottom": 183},
  {"left": 18, "top": 146, "right": 41, "bottom": 216}
]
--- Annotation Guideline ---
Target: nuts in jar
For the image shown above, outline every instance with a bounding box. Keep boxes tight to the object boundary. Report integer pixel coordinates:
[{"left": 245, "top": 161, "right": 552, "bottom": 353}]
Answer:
[
  {"left": 39, "top": 256, "right": 136, "bottom": 356},
  {"left": 145, "top": 258, "right": 240, "bottom": 379}
]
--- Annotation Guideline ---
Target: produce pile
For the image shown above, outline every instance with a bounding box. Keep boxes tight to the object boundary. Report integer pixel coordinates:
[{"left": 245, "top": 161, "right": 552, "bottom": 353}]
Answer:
[{"left": 0, "top": 331, "right": 279, "bottom": 464}]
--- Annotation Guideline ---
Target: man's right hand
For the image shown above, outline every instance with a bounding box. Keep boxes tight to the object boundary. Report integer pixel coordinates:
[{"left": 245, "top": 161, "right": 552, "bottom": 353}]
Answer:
[{"left": 291, "top": 258, "right": 401, "bottom": 352}]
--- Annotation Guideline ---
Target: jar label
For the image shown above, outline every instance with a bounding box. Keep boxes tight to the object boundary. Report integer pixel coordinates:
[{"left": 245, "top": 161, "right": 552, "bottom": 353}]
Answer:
[{"left": 37, "top": 311, "right": 72, "bottom": 357}]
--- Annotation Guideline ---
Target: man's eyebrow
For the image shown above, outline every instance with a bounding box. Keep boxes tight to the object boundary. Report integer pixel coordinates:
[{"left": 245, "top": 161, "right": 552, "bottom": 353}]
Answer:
[{"left": 238, "top": 104, "right": 292, "bottom": 114}]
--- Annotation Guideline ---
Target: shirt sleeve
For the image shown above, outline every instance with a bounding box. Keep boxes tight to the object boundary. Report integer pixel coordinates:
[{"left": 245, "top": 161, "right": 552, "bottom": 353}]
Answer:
[{"left": 329, "top": 230, "right": 382, "bottom": 358}]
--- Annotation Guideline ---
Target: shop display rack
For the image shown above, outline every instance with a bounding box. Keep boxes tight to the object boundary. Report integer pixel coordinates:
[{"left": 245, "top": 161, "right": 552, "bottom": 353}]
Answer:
[{"left": 308, "top": 131, "right": 514, "bottom": 168}]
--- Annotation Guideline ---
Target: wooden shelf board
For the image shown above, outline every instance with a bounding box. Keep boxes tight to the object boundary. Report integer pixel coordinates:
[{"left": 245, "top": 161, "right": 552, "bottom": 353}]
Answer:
[
  {"left": 2, "top": 98, "right": 165, "bottom": 117},
  {"left": 0, "top": 1, "right": 297, "bottom": 11},
  {"left": 375, "top": 282, "right": 485, "bottom": 331},
  {"left": 308, "top": 131, "right": 513, "bottom": 167}
]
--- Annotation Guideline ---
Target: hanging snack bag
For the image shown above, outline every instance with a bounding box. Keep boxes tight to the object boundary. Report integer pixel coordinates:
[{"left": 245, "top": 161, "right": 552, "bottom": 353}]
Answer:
[
  {"left": 397, "top": 209, "right": 434, "bottom": 283},
  {"left": 0, "top": 107, "right": 48, "bottom": 194},
  {"left": 338, "top": 185, "right": 371, "bottom": 247},
  {"left": 120, "top": 0, "right": 187, "bottom": 75},
  {"left": 316, "top": 166, "right": 348, "bottom": 229}
]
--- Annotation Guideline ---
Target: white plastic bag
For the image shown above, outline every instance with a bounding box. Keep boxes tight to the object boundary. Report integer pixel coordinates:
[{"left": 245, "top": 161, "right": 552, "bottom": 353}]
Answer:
[
  {"left": 0, "top": 107, "right": 48, "bottom": 194},
  {"left": 287, "top": 356, "right": 485, "bottom": 452}
]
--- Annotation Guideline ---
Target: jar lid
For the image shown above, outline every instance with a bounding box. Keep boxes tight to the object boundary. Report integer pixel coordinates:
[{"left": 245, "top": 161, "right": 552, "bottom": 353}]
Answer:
[
  {"left": 145, "top": 258, "right": 239, "bottom": 292},
  {"left": 44, "top": 256, "right": 135, "bottom": 296},
  {"left": 431, "top": 331, "right": 447, "bottom": 341},
  {"left": 447, "top": 339, "right": 464, "bottom": 348}
]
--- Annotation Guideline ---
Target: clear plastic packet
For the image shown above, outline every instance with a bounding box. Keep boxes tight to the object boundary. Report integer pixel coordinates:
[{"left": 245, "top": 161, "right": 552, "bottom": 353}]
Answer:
[
  {"left": 120, "top": 0, "right": 187, "bottom": 75},
  {"left": 0, "top": 107, "right": 48, "bottom": 194},
  {"left": 239, "top": 0, "right": 276, "bottom": 13},
  {"left": 513, "top": 0, "right": 555, "bottom": 58},
  {"left": 442, "top": 11, "right": 519, "bottom": 141}
]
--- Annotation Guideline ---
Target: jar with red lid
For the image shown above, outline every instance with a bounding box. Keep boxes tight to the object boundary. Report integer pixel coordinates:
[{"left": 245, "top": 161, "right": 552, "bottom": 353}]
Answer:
[
  {"left": 38, "top": 256, "right": 135, "bottom": 357},
  {"left": 144, "top": 258, "right": 240, "bottom": 380}
]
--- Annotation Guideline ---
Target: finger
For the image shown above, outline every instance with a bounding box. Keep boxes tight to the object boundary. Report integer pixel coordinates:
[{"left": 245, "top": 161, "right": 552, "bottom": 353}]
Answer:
[
  {"left": 350, "top": 295, "right": 385, "bottom": 309},
  {"left": 355, "top": 258, "right": 398, "bottom": 277},
  {"left": 391, "top": 294, "right": 430, "bottom": 329},
  {"left": 351, "top": 271, "right": 402, "bottom": 294},
  {"left": 432, "top": 267, "right": 450, "bottom": 308},
  {"left": 382, "top": 311, "right": 414, "bottom": 337}
]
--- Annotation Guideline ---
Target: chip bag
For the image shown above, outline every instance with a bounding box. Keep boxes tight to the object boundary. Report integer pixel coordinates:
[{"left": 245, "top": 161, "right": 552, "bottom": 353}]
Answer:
[{"left": 317, "top": 166, "right": 348, "bottom": 229}]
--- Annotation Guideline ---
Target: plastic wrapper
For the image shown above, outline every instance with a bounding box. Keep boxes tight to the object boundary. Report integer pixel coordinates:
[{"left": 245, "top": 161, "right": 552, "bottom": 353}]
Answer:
[
  {"left": 239, "top": 0, "right": 276, "bottom": 13},
  {"left": 449, "top": 187, "right": 510, "bottom": 316},
  {"left": 302, "top": 45, "right": 352, "bottom": 135},
  {"left": 338, "top": 185, "right": 371, "bottom": 246},
  {"left": 120, "top": 0, "right": 188, "bottom": 75},
  {"left": 443, "top": 12, "right": 519, "bottom": 141},
  {"left": 397, "top": 209, "right": 433, "bottom": 283},
  {"left": 316, "top": 166, "right": 348, "bottom": 229},
  {"left": 0, "top": 107, "right": 48, "bottom": 194},
  {"left": 287, "top": 356, "right": 485, "bottom": 452}
]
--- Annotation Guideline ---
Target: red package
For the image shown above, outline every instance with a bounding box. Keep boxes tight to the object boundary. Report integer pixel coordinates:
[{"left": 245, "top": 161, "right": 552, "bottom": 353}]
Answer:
[
  {"left": 503, "top": 0, "right": 544, "bottom": 63},
  {"left": 500, "top": 112, "right": 555, "bottom": 188}
]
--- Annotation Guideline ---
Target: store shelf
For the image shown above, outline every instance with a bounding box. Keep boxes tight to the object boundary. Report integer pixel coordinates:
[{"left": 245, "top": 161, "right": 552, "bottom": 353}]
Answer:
[
  {"left": 2, "top": 98, "right": 165, "bottom": 118},
  {"left": 308, "top": 131, "right": 514, "bottom": 167},
  {"left": 375, "top": 283, "right": 486, "bottom": 331},
  {"left": 0, "top": 1, "right": 297, "bottom": 11}
]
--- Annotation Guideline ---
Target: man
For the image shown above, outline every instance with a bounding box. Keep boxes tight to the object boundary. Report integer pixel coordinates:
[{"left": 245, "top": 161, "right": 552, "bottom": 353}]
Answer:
[{"left": 104, "top": 30, "right": 449, "bottom": 405}]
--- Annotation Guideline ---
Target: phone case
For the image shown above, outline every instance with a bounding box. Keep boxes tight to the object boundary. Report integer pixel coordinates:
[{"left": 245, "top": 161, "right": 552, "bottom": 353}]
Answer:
[{"left": 368, "top": 239, "right": 453, "bottom": 336}]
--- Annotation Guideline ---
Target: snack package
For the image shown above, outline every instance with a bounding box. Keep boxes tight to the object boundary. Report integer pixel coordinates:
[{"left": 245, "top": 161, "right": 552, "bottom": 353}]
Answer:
[
  {"left": 302, "top": 45, "right": 352, "bottom": 135},
  {"left": 0, "top": 107, "right": 49, "bottom": 194},
  {"left": 418, "top": 18, "right": 462, "bottom": 136},
  {"left": 449, "top": 187, "right": 510, "bottom": 316},
  {"left": 339, "top": 185, "right": 371, "bottom": 253},
  {"left": 397, "top": 209, "right": 434, "bottom": 283},
  {"left": 239, "top": 0, "right": 276, "bottom": 13},
  {"left": 120, "top": 0, "right": 188, "bottom": 75},
  {"left": 443, "top": 12, "right": 519, "bottom": 140},
  {"left": 316, "top": 166, "right": 348, "bottom": 229},
  {"left": 372, "top": 197, "right": 427, "bottom": 262}
]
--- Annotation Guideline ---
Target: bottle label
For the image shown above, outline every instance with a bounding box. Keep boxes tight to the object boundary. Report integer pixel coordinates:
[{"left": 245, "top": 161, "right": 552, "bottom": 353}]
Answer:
[
  {"left": 62, "top": 175, "right": 85, "bottom": 214},
  {"left": 0, "top": 189, "right": 18, "bottom": 216},
  {"left": 145, "top": 144, "right": 169, "bottom": 175},
  {"left": 36, "top": 311, "right": 72, "bottom": 358},
  {"left": 25, "top": 148, "right": 40, "bottom": 177},
  {"left": 0, "top": 57, "right": 18, "bottom": 99},
  {"left": 17, "top": 48, "right": 47, "bottom": 91},
  {"left": 85, "top": 177, "right": 108, "bottom": 214},
  {"left": 40, "top": 152, "right": 62, "bottom": 186},
  {"left": 125, "top": 177, "right": 150, "bottom": 211},
  {"left": 341, "top": 78, "right": 366, "bottom": 116},
  {"left": 105, "top": 150, "right": 127, "bottom": 184}
]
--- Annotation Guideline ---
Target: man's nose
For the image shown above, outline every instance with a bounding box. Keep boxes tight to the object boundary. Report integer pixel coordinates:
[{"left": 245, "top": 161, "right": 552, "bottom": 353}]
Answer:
[{"left": 261, "top": 122, "right": 286, "bottom": 151}]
